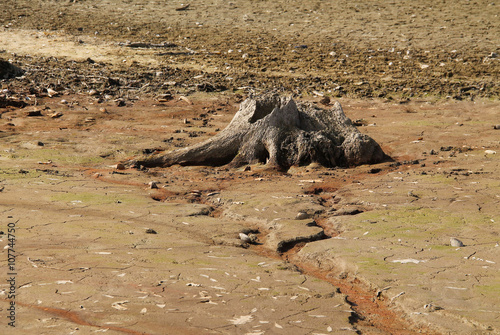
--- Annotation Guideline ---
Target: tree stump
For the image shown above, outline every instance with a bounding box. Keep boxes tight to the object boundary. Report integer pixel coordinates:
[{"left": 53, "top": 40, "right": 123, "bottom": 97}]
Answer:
[{"left": 129, "top": 94, "right": 388, "bottom": 170}]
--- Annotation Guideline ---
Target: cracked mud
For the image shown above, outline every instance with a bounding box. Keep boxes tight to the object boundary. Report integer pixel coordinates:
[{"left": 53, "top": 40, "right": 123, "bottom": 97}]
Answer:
[{"left": 1, "top": 1, "right": 499, "bottom": 334}]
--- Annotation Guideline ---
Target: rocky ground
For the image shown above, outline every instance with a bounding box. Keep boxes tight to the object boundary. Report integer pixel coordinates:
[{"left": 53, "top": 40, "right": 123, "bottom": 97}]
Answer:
[{"left": 1, "top": 1, "right": 499, "bottom": 334}]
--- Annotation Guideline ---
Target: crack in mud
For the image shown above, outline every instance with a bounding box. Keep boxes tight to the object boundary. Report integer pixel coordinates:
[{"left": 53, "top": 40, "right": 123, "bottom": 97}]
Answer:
[
  {"left": 277, "top": 231, "right": 329, "bottom": 254},
  {"left": 252, "top": 200, "right": 438, "bottom": 334},
  {"left": 89, "top": 170, "right": 436, "bottom": 334}
]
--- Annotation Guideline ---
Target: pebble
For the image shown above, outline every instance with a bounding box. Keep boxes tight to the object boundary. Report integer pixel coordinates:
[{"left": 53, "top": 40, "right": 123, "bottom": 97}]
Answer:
[
  {"left": 424, "top": 303, "right": 444, "bottom": 311},
  {"left": 239, "top": 233, "right": 251, "bottom": 243},
  {"left": 450, "top": 237, "right": 464, "bottom": 247},
  {"left": 49, "top": 112, "right": 63, "bottom": 118},
  {"left": 148, "top": 181, "right": 159, "bottom": 189},
  {"left": 493, "top": 125, "right": 500, "bottom": 129},
  {"left": 115, "top": 98, "right": 126, "bottom": 107},
  {"left": 47, "top": 88, "right": 59, "bottom": 97},
  {"left": 115, "top": 163, "right": 126, "bottom": 170},
  {"left": 319, "top": 96, "right": 331, "bottom": 105},
  {"left": 295, "top": 212, "right": 310, "bottom": 220},
  {"left": 157, "top": 93, "right": 173, "bottom": 102}
]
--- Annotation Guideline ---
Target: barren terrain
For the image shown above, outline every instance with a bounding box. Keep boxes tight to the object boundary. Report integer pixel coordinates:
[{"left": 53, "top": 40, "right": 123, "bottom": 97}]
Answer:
[{"left": 0, "top": 1, "right": 499, "bottom": 334}]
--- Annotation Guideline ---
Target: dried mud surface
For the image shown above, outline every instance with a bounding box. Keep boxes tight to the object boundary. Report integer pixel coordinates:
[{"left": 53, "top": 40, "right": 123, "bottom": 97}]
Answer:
[
  {"left": 1, "top": 1, "right": 499, "bottom": 335},
  {"left": 1, "top": 0, "right": 499, "bottom": 100}
]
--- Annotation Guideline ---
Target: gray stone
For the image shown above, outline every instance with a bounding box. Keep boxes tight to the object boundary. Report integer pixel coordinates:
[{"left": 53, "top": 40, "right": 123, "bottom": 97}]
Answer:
[{"left": 0, "top": 59, "right": 24, "bottom": 79}]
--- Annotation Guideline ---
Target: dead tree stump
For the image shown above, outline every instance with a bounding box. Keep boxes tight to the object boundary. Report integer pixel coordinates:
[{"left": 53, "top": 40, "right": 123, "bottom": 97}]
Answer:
[{"left": 129, "top": 94, "right": 388, "bottom": 169}]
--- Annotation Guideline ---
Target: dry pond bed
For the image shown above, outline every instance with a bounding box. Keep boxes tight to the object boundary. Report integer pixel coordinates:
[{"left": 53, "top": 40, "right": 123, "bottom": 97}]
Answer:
[{"left": 1, "top": 1, "right": 499, "bottom": 333}]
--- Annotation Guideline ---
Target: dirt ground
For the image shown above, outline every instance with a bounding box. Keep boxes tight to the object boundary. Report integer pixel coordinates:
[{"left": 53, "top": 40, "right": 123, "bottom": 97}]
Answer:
[{"left": 0, "top": 1, "right": 499, "bottom": 334}]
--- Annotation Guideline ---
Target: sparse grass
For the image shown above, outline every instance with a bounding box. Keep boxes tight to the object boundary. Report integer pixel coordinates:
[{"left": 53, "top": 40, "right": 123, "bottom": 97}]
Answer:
[
  {"left": 349, "top": 207, "right": 466, "bottom": 241},
  {"left": 401, "top": 120, "right": 451, "bottom": 127},
  {"left": 0, "top": 167, "right": 44, "bottom": 180},
  {"left": 475, "top": 284, "right": 500, "bottom": 297},
  {"left": 6, "top": 148, "right": 107, "bottom": 166},
  {"left": 357, "top": 256, "right": 394, "bottom": 273},
  {"left": 50, "top": 191, "right": 149, "bottom": 205}
]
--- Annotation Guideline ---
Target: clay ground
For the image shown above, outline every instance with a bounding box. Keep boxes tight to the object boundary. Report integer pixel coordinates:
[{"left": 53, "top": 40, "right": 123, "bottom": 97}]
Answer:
[{"left": 0, "top": 1, "right": 499, "bottom": 334}]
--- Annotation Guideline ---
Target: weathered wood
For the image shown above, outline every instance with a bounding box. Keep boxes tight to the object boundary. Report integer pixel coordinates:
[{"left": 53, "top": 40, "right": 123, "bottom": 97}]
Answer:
[{"left": 129, "top": 94, "right": 388, "bottom": 169}]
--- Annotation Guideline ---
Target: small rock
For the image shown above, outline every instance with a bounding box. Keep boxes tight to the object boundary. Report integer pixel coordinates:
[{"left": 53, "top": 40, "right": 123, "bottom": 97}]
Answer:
[
  {"left": 47, "top": 88, "right": 59, "bottom": 97},
  {"left": 115, "top": 98, "right": 126, "bottom": 107},
  {"left": 179, "top": 96, "right": 192, "bottom": 105},
  {"left": 84, "top": 117, "right": 96, "bottom": 123},
  {"left": 450, "top": 237, "right": 464, "bottom": 247},
  {"left": 99, "top": 107, "right": 108, "bottom": 113},
  {"left": 176, "top": 3, "right": 190, "bottom": 11},
  {"left": 353, "top": 119, "right": 367, "bottom": 126},
  {"left": 148, "top": 181, "right": 159, "bottom": 189},
  {"left": 408, "top": 190, "right": 420, "bottom": 199},
  {"left": 0, "top": 60, "right": 24, "bottom": 79},
  {"left": 88, "top": 89, "right": 99, "bottom": 96},
  {"left": 239, "top": 232, "right": 258, "bottom": 244},
  {"left": 239, "top": 233, "right": 251, "bottom": 243},
  {"left": 190, "top": 190, "right": 202, "bottom": 196},
  {"left": 115, "top": 163, "right": 126, "bottom": 170},
  {"left": 484, "top": 150, "right": 496, "bottom": 155},
  {"left": 248, "top": 233, "right": 258, "bottom": 244},
  {"left": 429, "top": 149, "right": 438, "bottom": 155},
  {"left": 295, "top": 212, "right": 310, "bottom": 220},
  {"left": 49, "top": 112, "right": 63, "bottom": 118},
  {"left": 145, "top": 228, "right": 157, "bottom": 234},
  {"left": 319, "top": 96, "right": 331, "bottom": 105},
  {"left": 424, "top": 303, "right": 444, "bottom": 312},
  {"left": 493, "top": 125, "right": 500, "bottom": 130},
  {"left": 157, "top": 93, "right": 173, "bottom": 102}
]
